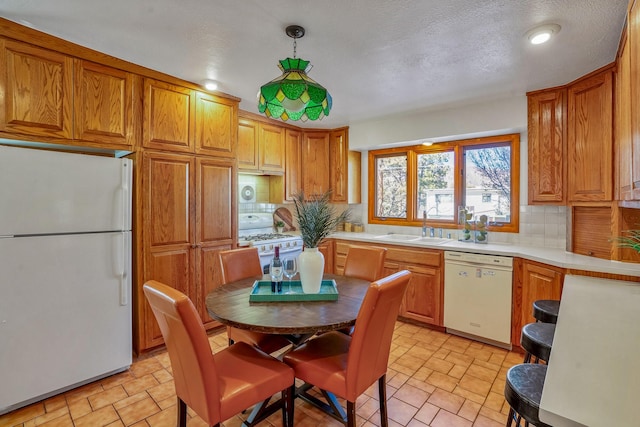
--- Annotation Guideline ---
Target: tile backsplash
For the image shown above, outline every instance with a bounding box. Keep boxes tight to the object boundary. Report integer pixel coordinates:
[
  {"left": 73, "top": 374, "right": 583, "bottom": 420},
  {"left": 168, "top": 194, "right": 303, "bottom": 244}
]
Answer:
[
  {"left": 238, "top": 174, "right": 277, "bottom": 213},
  {"left": 515, "top": 205, "right": 567, "bottom": 248}
]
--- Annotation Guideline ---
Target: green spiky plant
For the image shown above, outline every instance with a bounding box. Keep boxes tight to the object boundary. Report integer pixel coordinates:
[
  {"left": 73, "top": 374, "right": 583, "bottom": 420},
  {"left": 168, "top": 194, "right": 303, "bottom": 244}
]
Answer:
[
  {"left": 292, "top": 190, "right": 350, "bottom": 248},
  {"left": 617, "top": 229, "right": 640, "bottom": 253}
]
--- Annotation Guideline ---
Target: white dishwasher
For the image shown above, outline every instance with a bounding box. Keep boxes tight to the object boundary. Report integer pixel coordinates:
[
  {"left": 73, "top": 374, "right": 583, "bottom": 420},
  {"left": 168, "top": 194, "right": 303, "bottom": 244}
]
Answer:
[{"left": 443, "top": 251, "right": 513, "bottom": 348}]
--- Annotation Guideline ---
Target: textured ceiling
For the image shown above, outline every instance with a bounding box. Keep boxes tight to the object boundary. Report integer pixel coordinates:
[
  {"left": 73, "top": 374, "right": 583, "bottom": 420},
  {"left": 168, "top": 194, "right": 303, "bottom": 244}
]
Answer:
[{"left": 0, "top": 0, "right": 628, "bottom": 128}]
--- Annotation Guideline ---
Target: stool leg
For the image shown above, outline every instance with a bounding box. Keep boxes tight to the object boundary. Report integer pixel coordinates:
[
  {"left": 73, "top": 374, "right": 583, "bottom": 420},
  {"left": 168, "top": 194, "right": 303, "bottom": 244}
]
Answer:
[
  {"left": 523, "top": 352, "right": 532, "bottom": 363},
  {"left": 506, "top": 407, "right": 516, "bottom": 426}
]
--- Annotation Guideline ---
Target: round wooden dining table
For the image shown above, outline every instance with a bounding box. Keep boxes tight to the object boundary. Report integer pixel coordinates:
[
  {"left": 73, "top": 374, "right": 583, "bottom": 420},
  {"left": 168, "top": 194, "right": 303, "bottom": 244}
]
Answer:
[{"left": 205, "top": 274, "right": 371, "bottom": 335}]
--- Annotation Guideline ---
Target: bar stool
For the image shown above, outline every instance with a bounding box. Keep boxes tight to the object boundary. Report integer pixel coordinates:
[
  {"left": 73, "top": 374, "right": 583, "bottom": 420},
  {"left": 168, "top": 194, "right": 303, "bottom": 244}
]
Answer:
[
  {"left": 521, "top": 322, "right": 555, "bottom": 363},
  {"left": 533, "top": 299, "right": 560, "bottom": 324},
  {"left": 504, "top": 364, "right": 551, "bottom": 427}
]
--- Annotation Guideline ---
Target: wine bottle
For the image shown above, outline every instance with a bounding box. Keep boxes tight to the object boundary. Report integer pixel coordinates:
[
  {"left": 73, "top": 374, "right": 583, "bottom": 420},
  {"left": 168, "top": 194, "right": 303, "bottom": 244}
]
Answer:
[{"left": 270, "top": 246, "right": 283, "bottom": 293}]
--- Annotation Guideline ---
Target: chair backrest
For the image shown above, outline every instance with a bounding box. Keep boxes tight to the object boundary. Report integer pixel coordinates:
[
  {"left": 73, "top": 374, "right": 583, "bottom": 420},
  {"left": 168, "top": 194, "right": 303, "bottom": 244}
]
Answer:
[
  {"left": 143, "top": 280, "right": 221, "bottom": 424},
  {"left": 346, "top": 270, "right": 411, "bottom": 398},
  {"left": 343, "top": 246, "right": 387, "bottom": 282},
  {"left": 218, "top": 247, "right": 264, "bottom": 284}
]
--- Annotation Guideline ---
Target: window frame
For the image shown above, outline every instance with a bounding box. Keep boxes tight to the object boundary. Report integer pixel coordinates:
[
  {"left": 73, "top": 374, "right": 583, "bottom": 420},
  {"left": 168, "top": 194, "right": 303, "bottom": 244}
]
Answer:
[{"left": 368, "top": 133, "right": 520, "bottom": 233}]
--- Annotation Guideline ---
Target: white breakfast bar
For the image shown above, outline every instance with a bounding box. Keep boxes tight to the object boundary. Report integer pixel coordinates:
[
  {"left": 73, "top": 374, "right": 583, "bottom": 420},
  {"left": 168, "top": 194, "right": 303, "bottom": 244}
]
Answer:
[{"left": 538, "top": 275, "right": 640, "bottom": 426}]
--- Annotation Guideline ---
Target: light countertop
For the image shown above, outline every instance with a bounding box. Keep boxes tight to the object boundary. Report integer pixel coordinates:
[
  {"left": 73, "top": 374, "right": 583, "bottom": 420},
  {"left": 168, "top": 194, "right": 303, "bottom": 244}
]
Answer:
[{"left": 329, "top": 232, "right": 640, "bottom": 278}]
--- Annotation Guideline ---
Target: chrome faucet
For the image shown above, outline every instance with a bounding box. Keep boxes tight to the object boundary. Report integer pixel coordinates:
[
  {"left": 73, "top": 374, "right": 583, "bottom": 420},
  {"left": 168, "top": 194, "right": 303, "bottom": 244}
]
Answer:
[
  {"left": 429, "top": 227, "right": 435, "bottom": 238},
  {"left": 422, "top": 210, "right": 427, "bottom": 237}
]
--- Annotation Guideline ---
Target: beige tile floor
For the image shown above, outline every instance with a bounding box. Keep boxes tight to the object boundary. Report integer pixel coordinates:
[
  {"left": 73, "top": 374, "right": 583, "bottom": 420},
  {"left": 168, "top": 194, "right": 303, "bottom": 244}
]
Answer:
[{"left": 1, "top": 321, "right": 525, "bottom": 427}]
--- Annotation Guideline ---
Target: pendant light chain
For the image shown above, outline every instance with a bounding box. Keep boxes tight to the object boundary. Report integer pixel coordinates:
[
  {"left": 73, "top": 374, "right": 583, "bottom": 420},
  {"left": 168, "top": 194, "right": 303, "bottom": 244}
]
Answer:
[{"left": 293, "top": 37, "right": 297, "bottom": 59}]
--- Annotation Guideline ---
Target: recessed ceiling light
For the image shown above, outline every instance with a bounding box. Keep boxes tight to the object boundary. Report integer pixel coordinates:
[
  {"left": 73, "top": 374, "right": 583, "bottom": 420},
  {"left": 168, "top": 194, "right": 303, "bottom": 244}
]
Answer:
[
  {"left": 422, "top": 140, "right": 434, "bottom": 146},
  {"left": 526, "top": 24, "right": 561, "bottom": 45},
  {"left": 203, "top": 80, "right": 218, "bottom": 91}
]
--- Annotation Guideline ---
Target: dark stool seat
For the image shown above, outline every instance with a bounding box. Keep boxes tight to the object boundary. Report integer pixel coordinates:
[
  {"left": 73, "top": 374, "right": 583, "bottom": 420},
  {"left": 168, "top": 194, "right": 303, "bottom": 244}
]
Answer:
[
  {"left": 533, "top": 299, "right": 560, "bottom": 324},
  {"left": 521, "top": 322, "right": 555, "bottom": 363},
  {"left": 505, "top": 364, "right": 552, "bottom": 427}
]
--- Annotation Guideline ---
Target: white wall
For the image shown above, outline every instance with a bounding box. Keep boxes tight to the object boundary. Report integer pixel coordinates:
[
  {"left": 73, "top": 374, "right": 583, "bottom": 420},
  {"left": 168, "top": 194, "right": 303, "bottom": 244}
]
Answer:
[{"left": 348, "top": 95, "right": 527, "bottom": 151}]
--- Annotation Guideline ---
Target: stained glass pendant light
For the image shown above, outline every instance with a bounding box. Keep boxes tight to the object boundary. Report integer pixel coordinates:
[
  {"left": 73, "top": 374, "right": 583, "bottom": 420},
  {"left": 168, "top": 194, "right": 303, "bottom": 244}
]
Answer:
[{"left": 258, "top": 25, "right": 332, "bottom": 121}]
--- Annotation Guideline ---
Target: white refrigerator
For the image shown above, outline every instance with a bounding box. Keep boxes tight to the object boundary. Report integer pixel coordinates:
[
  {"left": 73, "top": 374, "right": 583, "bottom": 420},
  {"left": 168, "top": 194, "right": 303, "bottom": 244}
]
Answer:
[{"left": 0, "top": 145, "right": 133, "bottom": 414}]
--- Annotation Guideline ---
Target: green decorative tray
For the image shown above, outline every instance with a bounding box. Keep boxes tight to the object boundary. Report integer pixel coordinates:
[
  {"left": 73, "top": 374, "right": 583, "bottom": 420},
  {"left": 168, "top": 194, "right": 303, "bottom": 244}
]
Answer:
[{"left": 249, "top": 280, "right": 338, "bottom": 302}]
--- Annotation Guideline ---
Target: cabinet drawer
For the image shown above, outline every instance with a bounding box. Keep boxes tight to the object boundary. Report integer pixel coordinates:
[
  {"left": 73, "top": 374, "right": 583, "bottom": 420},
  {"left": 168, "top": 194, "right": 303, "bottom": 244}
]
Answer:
[
  {"left": 386, "top": 246, "right": 441, "bottom": 267},
  {"left": 335, "top": 241, "right": 352, "bottom": 256}
]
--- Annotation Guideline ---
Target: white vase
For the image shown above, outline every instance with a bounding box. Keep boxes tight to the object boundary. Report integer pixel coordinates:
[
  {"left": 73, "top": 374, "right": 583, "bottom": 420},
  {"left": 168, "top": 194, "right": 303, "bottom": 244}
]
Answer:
[{"left": 298, "top": 247, "right": 324, "bottom": 293}]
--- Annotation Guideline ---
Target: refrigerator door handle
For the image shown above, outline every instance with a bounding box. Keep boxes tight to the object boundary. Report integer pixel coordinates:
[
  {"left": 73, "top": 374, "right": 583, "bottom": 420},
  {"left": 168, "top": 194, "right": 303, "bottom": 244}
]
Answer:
[
  {"left": 113, "top": 232, "right": 129, "bottom": 306},
  {"left": 120, "top": 160, "right": 132, "bottom": 231}
]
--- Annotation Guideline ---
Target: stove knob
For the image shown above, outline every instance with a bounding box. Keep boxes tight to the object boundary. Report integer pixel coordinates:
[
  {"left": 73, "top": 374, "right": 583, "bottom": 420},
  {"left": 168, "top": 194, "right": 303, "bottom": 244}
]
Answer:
[
  {"left": 260, "top": 245, "right": 266, "bottom": 252},
  {"left": 269, "top": 244, "right": 273, "bottom": 250}
]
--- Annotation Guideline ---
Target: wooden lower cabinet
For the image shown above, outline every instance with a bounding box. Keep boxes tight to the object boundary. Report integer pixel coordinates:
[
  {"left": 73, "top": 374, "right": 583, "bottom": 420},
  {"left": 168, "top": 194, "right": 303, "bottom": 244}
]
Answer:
[
  {"left": 511, "top": 258, "right": 564, "bottom": 347},
  {"left": 136, "top": 150, "right": 235, "bottom": 353},
  {"left": 333, "top": 240, "right": 443, "bottom": 326},
  {"left": 318, "top": 241, "right": 334, "bottom": 274},
  {"left": 395, "top": 263, "right": 442, "bottom": 326}
]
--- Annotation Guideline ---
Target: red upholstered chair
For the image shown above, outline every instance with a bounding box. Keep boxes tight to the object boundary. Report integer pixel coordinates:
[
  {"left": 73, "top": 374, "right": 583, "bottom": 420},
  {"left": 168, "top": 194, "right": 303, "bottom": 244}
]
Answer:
[
  {"left": 283, "top": 270, "right": 411, "bottom": 427},
  {"left": 218, "top": 247, "right": 291, "bottom": 354},
  {"left": 343, "top": 245, "right": 387, "bottom": 281},
  {"left": 143, "top": 280, "right": 294, "bottom": 427},
  {"left": 339, "top": 245, "right": 388, "bottom": 335}
]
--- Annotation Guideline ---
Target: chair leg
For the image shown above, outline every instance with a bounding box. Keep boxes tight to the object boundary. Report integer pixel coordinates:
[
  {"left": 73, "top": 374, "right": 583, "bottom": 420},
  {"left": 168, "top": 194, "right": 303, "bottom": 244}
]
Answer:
[
  {"left": 283, "top": 385, "right": 295, "bottom": 427},
  {"left": 177, "top": 397, "right": 187, "bottom": 427},
  {"left": 378, "top": 375, "right": 388, "bottom": 427},
  {"left": 346, "top": 400, "right": 356, "bottom": 427}
]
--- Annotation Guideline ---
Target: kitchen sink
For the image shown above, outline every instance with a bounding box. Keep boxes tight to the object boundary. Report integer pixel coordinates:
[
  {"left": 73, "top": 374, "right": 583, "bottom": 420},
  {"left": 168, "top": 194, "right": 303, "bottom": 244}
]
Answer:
[
  {"left": 374, "top": 234, "right": 450, "bottom": 245},
  {"left": 416, "top": 237, "right": 450, "bottom": 245},
  {"left": 375, "top": 234, "right": 422, "bottom": 241}
]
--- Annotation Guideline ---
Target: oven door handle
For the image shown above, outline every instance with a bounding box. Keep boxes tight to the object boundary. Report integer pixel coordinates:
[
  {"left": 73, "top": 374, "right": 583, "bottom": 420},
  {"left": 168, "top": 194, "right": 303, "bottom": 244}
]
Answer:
[{"left": 263, "top": 246, "right": 302, "bottom": 257}]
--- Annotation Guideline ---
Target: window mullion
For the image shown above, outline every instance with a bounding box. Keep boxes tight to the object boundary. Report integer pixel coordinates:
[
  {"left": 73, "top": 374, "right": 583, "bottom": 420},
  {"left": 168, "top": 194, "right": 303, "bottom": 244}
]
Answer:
[{"left": 407, "top": 150, "right": 417, "bottom": 223}]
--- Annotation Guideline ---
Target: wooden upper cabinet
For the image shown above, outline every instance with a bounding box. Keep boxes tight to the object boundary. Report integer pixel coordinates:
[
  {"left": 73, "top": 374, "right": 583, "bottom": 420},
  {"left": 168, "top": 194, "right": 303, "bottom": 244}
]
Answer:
[
  {"left": 302, "top": 131, "right": 330, "bottom": 198},
  {"left": 629, "top": 0, "right": 640, "bottom": 200},
  {"left": 567, "top": 69, "right": 614, "bottom": 202},
  {"left": 284, "top": 128, "right": 302, "bottom": 201},
  {"left": 238, "top": 117, "right": 259, "bottom": 170},
  {"left": 237, "top": 115, "right": 285, "bottom": 173},
  {"left": 348, "top": 151, "right": 362, "bottom": 204},
  {"left": 616, "top": 31, "right": 633, "bottom": 201},
  {"left": 0, "top": 39, "right": 136, "bottom": 149},
  {"left": 527, "top": 89, "right": 566, "bottom": 204},
  {"left": 195, "top": 92, "right": 237, "bottom": 158},
  {"left": 0, "top": 38, "right": 73, "bottom": 139},
  {"left": 143, "top": 78, "right": 195, "bottom": 153},
  {"left": 329, "top": 128, "right": 349, "bottom": 202},
  {"left": 259, "top": 123, "right": 285, "bottom": 172},
  {"left": 74, "top": 60, "right": 135, "bottom": 148}
]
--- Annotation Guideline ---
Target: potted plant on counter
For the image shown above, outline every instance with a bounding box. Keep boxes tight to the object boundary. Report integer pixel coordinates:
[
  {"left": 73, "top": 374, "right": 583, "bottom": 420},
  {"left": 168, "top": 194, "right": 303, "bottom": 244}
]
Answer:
[
  {"left": 275, "top": 220, "right": 285, "bottom": 233},
  {"left": 617, "top": 229, "right": 640, "bottom": 253},
  {"left": 292, "top": 190, "right": 350, "bottom": 293}
]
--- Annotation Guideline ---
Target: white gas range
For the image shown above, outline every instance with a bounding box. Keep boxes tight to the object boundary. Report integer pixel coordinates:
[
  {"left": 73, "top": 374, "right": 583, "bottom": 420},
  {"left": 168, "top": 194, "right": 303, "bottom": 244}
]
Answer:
[{"left": 238, "top": 212, "right": 303, "bottom": 272}]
